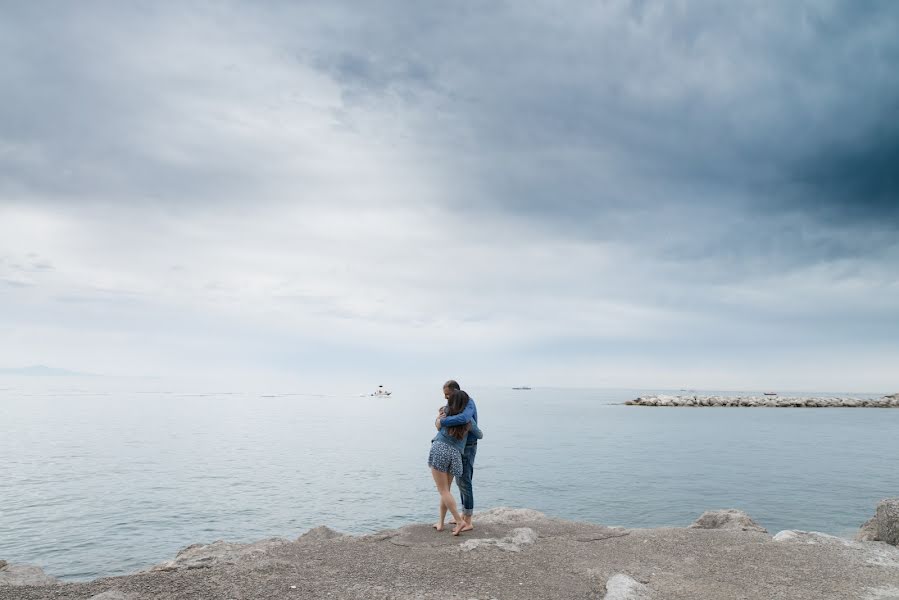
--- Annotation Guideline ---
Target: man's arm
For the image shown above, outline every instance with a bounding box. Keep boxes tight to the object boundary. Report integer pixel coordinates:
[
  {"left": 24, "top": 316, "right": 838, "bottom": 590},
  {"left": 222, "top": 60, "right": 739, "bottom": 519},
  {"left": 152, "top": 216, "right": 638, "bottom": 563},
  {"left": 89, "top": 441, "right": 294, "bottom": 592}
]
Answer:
[{"left": 440, "top": 400, "right": 475, "bottom": 427}]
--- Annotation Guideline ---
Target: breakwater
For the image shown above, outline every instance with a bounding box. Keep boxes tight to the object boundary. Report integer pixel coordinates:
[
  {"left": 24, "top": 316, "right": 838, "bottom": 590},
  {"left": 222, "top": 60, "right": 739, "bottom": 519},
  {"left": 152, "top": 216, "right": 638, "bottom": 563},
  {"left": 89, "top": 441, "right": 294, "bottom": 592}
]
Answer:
[{"left": 626, "top": 393, "right": 899, "bottom": 407}]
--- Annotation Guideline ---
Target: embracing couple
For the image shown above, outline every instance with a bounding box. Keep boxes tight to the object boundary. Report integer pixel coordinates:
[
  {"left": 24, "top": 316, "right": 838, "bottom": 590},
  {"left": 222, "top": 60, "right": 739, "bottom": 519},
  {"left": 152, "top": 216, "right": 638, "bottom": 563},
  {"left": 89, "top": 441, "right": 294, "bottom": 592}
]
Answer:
[{"left": 427, "top": 379, "right": 481, "bottom": 536}]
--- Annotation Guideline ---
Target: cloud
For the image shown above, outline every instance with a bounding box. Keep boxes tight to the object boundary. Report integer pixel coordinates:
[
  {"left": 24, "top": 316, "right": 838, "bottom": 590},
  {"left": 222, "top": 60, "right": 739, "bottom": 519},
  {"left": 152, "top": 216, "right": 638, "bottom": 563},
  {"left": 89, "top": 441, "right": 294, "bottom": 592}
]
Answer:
[{"left": 0, "top": 1, "right": 897, "bottom": 390}]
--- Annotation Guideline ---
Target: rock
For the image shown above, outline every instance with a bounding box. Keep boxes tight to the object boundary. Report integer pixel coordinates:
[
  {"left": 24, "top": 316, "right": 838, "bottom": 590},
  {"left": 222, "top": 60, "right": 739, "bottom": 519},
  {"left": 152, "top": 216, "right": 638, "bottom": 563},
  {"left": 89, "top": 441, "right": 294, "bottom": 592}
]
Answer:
[
  {"left": 773, "top": 530, "right": 899, "bottom": 568},
  {"left": 88, "top": 591, "right": 128, "bottom": 600},
  {"left": 150, "top": 537, "right": 291, "bottom": 572},
  {"left": 460, "top": 527, "right": 538, "bottom": 552},
  {"left": 855, "top": 499, "right": 899, "bottom": 546},
  {"left": 0, "top": 563, "right": 59, "bottom": 586},
  {"left": 475, "top": 507, "right": 548, "bottom": 525},
  {"left": 6, "top": 507, "right": 899, "bottom": 599},
  {"left": 0, "top": 560, "right": 6, "bottom": 570},
  {"left": 862, "top": 586, "right": 899, "bottom": 600},
  {"left": 689, "top": 509, "right": 768, "bottom": 533},
  {"left": 297, "top": 526, "right": 345, "bottom": 542},
  {"left": 604, "top": 574, "right": 651, "bottom": 599},
  {"left": 857, "top": 517, "right": 881, "bottom": 542},
  {"left": 773, "top": 530, "right": 836, "bottom": 544},
  {"left": 876, "top": 498, "right": 899, "bottom": 546}
]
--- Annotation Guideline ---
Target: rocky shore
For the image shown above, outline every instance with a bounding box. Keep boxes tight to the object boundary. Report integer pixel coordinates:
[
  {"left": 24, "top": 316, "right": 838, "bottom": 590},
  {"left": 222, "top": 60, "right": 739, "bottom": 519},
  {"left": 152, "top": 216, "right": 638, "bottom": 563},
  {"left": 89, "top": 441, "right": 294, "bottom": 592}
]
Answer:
[
  {"left": 626, "top": 392, "right": 899, "bottom": 408},
  {"left": 3, "top": 501, "right": 899, "bottom": 600}
]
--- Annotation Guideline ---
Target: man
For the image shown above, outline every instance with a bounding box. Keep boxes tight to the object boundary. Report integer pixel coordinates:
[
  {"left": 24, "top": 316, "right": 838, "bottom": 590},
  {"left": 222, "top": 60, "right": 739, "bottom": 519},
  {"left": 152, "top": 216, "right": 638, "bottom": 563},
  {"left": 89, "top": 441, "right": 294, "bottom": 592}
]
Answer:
[{"left": 436, "top": 379, "right": 479, "bottom": 530}]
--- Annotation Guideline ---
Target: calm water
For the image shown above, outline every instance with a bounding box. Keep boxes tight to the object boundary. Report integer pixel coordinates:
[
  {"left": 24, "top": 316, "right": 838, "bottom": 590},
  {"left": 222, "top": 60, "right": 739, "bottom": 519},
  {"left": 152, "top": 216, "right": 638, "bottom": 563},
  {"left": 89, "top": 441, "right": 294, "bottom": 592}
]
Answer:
[{"left": 1, "top": 379, "right": 897, "bottom": 581}]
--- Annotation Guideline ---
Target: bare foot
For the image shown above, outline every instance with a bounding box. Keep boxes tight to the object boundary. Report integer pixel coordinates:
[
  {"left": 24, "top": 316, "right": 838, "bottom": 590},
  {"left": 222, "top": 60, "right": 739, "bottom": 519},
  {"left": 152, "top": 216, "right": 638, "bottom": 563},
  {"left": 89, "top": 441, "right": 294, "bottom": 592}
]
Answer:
[
  {"left": 452, "top": 522, "right": 466, "bottom": 536},
  {"left": 458, "top": 522, "right": 473, "bottom": 533},
  {"left": 432, "top": 522, "right": 445, "bottom": 532}
]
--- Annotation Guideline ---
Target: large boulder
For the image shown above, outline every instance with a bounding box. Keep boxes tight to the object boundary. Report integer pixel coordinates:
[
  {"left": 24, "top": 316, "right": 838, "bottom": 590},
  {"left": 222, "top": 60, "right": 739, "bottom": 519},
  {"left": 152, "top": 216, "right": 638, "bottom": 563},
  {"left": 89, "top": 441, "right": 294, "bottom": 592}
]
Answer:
[
  {"left": 855, "top": 499, "right": 899, "bottom": 545},
  {"left": 875, "top": 498, "right": 899, "bottom": 546},
  {"left": 0, "top": 563, "right": 59, "bottom": 586},
  {"left": 689, "top": 509, "right": 768, "bottom": 533},
  {"left": 857, "top": 517, "right": 881, "bottom": 542}
]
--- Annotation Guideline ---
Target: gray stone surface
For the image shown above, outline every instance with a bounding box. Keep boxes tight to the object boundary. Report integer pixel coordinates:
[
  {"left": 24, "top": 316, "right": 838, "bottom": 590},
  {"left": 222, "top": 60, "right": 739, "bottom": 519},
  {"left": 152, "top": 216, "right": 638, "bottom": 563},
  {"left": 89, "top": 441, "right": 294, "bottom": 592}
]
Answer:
[
  {"left": 88, "top": 591, "right": 128, "bottom": 600},
  {"left": 858, "top": 517, "right": 881, "bottom": 542},
  {"left": 773, "top": 530, "right": 899, "bottom": 567},
  {"left": 604, "top": 574, "right": 651, "bottom": 599},
  {"left": 856, "top": 499, "right": 899, "bottom": 545},
  {"left": 297, "top": 525, "right": 345, "bottom": 542},
  {"left": 149, "top": 537, "right": 292, "bottom": 572},
  {"left": 0, "top": 564, "right": 59, "bottom": 587},
  {"left": 876, "top": 498, "right": 899, "bottom": 546},
  {"left": 459, "top": 527, "right": 538, "bottom": 552},
  {"left": 3, "top": 508, "right": 899, "bottom": 599},
  {"left": 862, "top": 586, "right": 899, "bottom": 600},
  {"left": 626, "top": 394, "right": 899, "bottom": 408},
  {"left": 689, "top": 509, "right": 768, "bottom": 533}
]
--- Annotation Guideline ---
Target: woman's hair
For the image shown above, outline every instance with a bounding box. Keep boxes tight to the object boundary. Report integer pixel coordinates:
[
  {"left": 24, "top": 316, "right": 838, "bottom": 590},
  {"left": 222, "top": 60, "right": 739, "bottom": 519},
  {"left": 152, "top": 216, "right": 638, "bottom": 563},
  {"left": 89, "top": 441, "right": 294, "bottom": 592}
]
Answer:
[{"left": 445, "top": 390, "right": 471, "bottom": 440}]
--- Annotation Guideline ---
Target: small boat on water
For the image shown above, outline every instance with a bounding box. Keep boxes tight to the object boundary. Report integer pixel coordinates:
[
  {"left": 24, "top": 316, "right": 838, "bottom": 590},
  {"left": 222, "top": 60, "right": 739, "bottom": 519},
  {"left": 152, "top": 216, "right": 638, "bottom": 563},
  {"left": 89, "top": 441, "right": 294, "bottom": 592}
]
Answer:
[
  {"left": 763, "top": 392, "right": 778, "bottom": 396},
  {"left": 371, "top": 385, "right": 392, "bottom": 397},
  {"left": 512, "top": 386, "right": 532, "bottom": 390}
]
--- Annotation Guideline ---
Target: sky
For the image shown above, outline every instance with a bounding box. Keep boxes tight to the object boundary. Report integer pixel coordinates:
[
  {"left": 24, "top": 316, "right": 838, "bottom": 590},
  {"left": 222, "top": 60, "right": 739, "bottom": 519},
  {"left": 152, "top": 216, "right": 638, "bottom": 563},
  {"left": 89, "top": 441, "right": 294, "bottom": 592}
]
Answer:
[{"left": 1, "top": 1, "right": 898, "bottom": 392}]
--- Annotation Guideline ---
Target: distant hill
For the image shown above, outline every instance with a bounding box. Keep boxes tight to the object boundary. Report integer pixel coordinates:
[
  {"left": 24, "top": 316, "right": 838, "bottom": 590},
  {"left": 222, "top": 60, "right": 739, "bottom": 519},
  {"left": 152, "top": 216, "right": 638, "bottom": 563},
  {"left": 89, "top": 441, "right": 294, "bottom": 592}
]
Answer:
[{"left": 0, "top": 365, "right": 94, "bottom": 376}]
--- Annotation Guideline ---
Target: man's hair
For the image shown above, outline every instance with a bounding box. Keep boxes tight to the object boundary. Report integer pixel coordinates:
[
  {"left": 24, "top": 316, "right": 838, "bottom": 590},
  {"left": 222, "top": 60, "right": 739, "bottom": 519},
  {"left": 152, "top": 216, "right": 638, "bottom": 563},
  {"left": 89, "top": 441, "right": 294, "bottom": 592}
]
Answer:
[{"left": 443, "top": 380, "right": 461, "bottom": 391}]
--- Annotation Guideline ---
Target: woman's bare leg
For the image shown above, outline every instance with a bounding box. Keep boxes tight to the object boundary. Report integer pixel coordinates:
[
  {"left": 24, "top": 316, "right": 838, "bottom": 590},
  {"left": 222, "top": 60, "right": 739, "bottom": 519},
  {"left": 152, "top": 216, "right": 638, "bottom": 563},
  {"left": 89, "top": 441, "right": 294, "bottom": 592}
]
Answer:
[
  {"left": 446, "top": 475, "right": 457, "bottom": 525},
  {"left": 446, "top": 473, "right": 467, "bottom": 535},
  {"left": 441, "top": 474, "right": 454, "bottom": 526},
  {"left": 433, "top": 496, "right": 448, "bottom": 530},
  {"left": 432, "top": 474, "right": 453, "bottom": 530},
  {"left": 431, "top": 468, "right": 463, "bottom": 534}
]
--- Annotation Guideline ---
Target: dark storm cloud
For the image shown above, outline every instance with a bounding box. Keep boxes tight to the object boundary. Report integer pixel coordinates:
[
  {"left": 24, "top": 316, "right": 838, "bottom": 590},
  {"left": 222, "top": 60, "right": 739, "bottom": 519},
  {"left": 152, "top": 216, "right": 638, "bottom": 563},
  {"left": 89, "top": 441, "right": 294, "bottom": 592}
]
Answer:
[
  {"left": 267, "top": 1, "right": 899, "bottom": 259},
  {"left": 2, "top": 1, "right": 898, "bottom": 266},
  {"left": 787, "top": 120, "right": 899, "bottom": 226}
]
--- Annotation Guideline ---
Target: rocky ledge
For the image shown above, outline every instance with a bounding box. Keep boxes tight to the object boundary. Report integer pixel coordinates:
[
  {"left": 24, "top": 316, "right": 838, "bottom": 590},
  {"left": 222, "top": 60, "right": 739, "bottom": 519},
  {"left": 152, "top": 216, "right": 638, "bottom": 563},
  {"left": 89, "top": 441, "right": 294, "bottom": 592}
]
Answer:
[
  {"left": 3, "top": 504, "right": 899, "bottom": 600},
  {"left": 626, "top": 392, "right": 899, "bottom": 408}
]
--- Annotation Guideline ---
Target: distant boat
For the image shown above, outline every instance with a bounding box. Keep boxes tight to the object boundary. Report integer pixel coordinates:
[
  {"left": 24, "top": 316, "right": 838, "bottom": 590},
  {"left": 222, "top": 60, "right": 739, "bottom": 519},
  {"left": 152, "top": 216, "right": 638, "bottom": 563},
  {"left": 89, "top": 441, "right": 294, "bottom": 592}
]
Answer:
[
  {"left": 512, "top": 386, "right": 532, "bottom": 390},
  {"left": 371, "top": 385, "right": 392, "bottom": 397},
  {"left": 764, "top": 392, "right": 778, "bottom": 396}
]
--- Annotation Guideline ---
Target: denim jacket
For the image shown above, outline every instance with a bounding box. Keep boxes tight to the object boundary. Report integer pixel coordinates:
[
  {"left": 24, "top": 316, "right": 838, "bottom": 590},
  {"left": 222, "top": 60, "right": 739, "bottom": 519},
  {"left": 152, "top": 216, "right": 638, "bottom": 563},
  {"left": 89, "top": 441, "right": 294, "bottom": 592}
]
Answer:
[
  {"left": 433, "top": 418, "right": 482, "bottom": 454},
  {"left": 439, "top": 397, "right": 481, "bottom": 446}
]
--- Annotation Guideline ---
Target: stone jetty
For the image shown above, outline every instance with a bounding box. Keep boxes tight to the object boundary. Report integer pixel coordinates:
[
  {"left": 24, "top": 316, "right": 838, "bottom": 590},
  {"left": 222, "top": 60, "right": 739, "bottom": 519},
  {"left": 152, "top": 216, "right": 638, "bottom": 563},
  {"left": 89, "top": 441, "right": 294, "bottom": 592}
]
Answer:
[
  {"left": 3, "top": 504, "right": 899, "bottom": 599},
  {"left": 626, "top": 392, "right": 899, "bottom": 407}
]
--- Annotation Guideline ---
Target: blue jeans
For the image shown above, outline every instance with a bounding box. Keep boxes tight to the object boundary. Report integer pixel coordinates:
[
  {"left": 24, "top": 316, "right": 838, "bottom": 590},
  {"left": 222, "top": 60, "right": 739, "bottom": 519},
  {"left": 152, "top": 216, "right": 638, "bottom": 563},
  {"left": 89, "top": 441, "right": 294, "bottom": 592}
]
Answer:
[{"left": 457, "top": 442, "right": 477, "bottom": 516}]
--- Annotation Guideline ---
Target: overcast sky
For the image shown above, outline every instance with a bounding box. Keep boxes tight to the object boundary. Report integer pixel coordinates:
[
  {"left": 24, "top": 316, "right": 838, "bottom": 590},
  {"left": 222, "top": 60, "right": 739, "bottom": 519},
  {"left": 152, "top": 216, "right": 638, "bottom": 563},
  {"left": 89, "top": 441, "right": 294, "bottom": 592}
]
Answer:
[{"left": 1, "top": 1, "right": 897, "bottom": 391}]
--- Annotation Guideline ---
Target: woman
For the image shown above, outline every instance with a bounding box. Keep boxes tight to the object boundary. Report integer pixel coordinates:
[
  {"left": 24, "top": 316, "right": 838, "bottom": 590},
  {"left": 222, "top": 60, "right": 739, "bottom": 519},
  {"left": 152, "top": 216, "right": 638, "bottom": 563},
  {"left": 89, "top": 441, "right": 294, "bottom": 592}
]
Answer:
[{"left": 428, "top": 389, "right": 482, "bottom": 535}]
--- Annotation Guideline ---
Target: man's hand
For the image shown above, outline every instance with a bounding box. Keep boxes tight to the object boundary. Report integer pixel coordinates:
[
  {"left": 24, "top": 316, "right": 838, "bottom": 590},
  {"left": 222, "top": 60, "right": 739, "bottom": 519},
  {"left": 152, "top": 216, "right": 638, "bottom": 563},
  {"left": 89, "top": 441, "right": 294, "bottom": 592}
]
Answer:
[{"left": 434, "top": 416, "right": 442, "bottom": 430}]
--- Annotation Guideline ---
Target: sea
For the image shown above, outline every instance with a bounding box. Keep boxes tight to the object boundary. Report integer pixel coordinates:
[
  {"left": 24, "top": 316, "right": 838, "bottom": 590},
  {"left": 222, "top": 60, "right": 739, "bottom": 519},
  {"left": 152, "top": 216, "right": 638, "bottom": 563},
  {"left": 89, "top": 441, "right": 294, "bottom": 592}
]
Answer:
[{"left": 2, "top": 378, "right": 897, "bottom": 581}]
